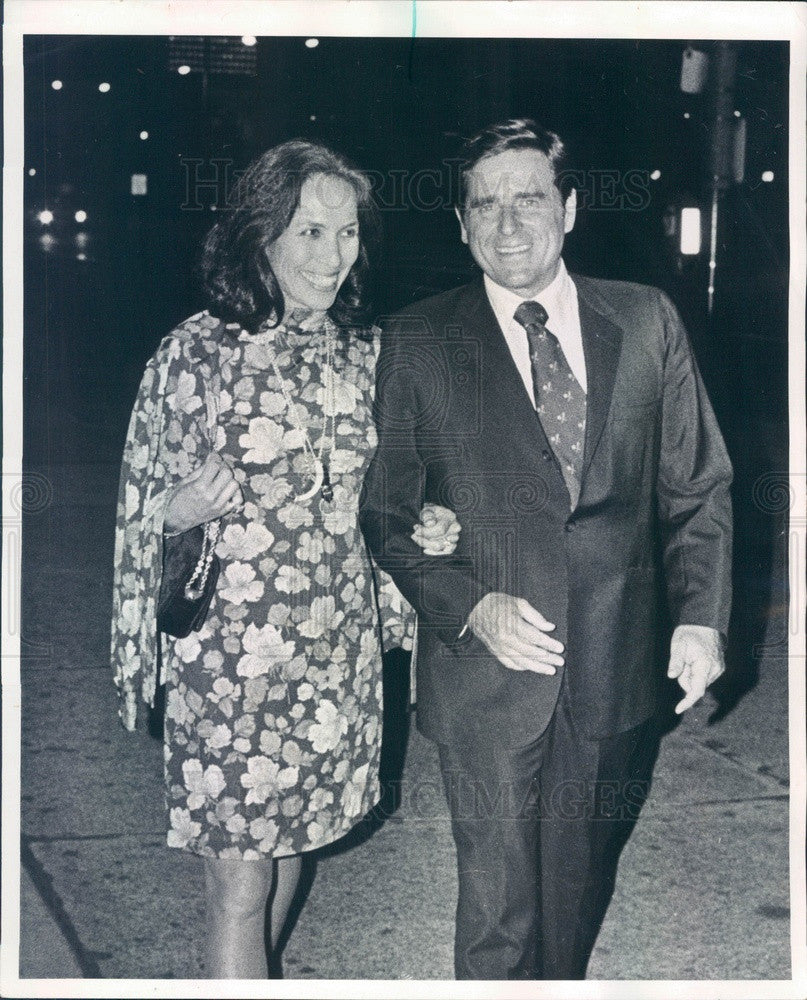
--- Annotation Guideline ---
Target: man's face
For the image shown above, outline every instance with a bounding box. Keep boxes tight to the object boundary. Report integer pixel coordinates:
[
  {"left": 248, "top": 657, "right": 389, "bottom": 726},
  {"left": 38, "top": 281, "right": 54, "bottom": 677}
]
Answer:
[{"left": 457, "top": 149, "right": 576, "bottom": 298}]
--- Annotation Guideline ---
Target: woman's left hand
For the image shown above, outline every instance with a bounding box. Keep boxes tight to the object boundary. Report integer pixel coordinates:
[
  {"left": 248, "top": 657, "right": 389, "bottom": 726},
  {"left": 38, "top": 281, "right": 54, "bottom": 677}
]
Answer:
[{"left": 412, "top": 503, "right": 461, "bottom": 556}]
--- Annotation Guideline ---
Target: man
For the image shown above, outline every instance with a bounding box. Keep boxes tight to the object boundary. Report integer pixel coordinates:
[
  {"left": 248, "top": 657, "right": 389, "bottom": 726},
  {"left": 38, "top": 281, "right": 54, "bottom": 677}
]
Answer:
[{"left": 360, "top": 119, "right": 732, "bottom": 980}]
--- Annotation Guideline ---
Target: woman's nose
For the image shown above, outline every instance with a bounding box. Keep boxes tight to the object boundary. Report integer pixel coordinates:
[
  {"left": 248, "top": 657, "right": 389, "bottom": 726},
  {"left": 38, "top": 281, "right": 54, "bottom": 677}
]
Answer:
[{"left": 315, "top": 237, "right": 343, "bottom": 272}]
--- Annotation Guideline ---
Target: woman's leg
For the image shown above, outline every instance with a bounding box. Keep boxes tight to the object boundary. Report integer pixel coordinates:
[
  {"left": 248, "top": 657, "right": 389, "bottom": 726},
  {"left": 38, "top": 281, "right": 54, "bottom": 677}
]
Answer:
[
  {"left": 204, "top": 854, "right": 304, "bottom": 978},
  {"left": 204, "top": 857, "right": 274, "bottom": 979},
  {"left": 268, "top": 854, "right": 303, "bottom": 951}
]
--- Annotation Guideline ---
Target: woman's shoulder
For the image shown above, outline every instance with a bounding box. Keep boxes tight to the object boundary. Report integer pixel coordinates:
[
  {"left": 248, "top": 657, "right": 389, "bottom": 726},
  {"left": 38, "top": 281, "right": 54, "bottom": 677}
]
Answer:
[{"left": 152, "top": 311, "right": 236, "bottom": 368}]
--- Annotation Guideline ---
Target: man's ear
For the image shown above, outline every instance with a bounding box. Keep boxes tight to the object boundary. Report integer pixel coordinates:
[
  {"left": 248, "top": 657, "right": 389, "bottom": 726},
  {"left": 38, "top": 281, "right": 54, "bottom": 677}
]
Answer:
[
  {"left": 563, "top": 188, "right": 577, "bottom": 235},
  {"left": 454, "top": 205, "right": 469, "bottom": 245}
]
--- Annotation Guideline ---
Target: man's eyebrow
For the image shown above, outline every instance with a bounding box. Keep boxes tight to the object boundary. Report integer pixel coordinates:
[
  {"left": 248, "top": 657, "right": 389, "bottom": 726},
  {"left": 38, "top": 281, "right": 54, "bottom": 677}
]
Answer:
[
  {"left": 468, "top": 195, "right": 495, "bottom": 208},
  {"left": 468, "top": 188, "right": 548, "bottom": 208}
]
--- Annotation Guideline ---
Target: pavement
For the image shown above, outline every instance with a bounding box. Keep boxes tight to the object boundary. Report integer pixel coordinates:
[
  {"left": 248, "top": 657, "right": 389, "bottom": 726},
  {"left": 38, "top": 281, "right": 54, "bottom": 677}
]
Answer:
[{"left": 7, "top": 438, "right": 798, "bottom": 990}]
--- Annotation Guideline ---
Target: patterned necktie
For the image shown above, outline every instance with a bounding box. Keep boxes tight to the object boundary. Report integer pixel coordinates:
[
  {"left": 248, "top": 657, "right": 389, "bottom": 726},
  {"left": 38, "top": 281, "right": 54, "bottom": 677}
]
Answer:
[{"left": 514, "top": 300, "right": 586, "bottom": 508}]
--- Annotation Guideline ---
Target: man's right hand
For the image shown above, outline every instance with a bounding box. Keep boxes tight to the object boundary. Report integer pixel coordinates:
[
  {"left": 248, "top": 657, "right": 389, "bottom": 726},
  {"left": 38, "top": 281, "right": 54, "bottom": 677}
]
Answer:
[
  {"left": 163, "top": 452, "right": 243, "bottom": 534},
  {"left": 467, "top": 592, "right": 564, "bottom": 675}
]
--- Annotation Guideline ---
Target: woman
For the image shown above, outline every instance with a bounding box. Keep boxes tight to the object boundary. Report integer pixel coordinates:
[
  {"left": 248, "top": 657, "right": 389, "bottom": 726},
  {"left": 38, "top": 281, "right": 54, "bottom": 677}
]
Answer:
[{"left": 110, "top": 140, "right": 459, "bottom": 978}]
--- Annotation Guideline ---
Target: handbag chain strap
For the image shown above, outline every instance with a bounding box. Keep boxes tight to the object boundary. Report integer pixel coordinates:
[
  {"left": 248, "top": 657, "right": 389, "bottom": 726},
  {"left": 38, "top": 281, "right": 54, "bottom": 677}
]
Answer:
[{"left": 184, "top": 519, "right": 221, "bottom": 600}]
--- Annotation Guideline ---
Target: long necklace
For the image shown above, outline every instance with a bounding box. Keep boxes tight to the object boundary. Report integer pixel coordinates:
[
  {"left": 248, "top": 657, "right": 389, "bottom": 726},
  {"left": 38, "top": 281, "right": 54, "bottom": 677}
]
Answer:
[{"left": 265, "top": 320, "right": 337, "bottom": 503}]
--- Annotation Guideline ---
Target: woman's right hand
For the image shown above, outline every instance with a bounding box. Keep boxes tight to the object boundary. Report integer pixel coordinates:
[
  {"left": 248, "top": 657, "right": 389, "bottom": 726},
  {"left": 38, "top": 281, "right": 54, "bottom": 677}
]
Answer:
[{"left": 163, "top": 452, "right": 244, "bottom": 534}]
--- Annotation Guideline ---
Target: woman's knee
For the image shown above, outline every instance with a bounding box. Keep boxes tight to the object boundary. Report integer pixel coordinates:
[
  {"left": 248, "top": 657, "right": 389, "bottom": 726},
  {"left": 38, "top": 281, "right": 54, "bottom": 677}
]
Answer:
[{"left": 204, "top": 857, "right": 274, "bottom": 918}]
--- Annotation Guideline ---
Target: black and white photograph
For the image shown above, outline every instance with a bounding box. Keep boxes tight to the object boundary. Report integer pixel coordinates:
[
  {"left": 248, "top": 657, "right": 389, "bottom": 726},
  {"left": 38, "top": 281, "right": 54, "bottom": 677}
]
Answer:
[{"left": 2, "top": 1, "right": 805, "bottom": 995}]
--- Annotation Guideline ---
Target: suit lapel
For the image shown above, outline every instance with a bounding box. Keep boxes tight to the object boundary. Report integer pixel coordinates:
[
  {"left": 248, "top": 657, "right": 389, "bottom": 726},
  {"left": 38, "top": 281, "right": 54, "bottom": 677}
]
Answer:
[
  {"left": 454, "top": 280, "right": 555, "bottom": 457},
  {"left": 574, "top": 277, "right": 624, "bottom": 481},
  {"left": 451, "top": 277, "right": 624, "bottom": 486}
]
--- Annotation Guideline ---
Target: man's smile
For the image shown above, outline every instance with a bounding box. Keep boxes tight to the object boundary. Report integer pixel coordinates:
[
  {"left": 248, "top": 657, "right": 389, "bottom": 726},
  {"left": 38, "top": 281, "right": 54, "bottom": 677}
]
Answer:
[{"left": 494, "top": 244, "right": 531, "bottom": 256}]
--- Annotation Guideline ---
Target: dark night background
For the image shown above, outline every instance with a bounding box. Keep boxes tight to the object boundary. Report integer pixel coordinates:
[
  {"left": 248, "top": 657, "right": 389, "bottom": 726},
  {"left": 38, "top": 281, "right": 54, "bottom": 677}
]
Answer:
[{"left": 23, "top": 34, "right": 790, "bottom": 707}]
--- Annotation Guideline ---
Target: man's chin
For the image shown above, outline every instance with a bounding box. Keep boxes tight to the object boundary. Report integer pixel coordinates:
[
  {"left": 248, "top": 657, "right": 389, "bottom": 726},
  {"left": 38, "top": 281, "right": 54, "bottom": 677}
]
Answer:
[{"left": 491, "top": 272, "right": 544, "bottom": 295}]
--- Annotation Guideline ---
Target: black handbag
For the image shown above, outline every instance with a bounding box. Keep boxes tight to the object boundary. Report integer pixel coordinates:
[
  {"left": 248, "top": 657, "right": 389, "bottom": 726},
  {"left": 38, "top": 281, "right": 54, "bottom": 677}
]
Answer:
[{"left": 157, "top": 521, "right": 221, "bottom": 638}]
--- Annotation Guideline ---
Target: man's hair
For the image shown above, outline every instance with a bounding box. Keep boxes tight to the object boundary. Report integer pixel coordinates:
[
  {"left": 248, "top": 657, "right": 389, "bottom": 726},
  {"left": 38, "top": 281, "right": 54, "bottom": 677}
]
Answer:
[
  {"left": 201, "top": 139, "right": 379, "bottom": 332},
  {"left": 455, "top": 118, "right": 575, "bottom": 215}
]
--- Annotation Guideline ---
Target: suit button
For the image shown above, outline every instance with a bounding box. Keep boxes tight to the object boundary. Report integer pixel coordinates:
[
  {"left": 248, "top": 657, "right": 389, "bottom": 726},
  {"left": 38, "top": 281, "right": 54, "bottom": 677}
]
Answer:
[
  {"left": 542, "top": 449, "right": 552, "bottom": 461},
  {"left": 565, "top": 522, "right": 575, "bottom": 533}
]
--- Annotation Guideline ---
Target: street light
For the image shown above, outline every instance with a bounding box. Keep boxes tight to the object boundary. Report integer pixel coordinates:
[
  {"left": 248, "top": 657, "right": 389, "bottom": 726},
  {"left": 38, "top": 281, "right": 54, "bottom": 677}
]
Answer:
[
  {"left": 241, "top": 36, "right": 257, "bottom": 47},
  {"left": 177, "top": 65, "right": 191, "bottom": 76},
  {"left": 38, "top": 210, "right": 54, "bottom": 225},
  {"left": 680, "top": 207, "right": 702, "bottom": 256},
  {"left": 305, "top": 38, "right": 319, "bottom": 49},
  {"left": 51, "top": 80, "right": 63, "bottom": 90},
  {"left": 98, "top": 82, "right": 111, "bottom": 93},
  {"left": 140, "top": 130, "right": 149, "bottom": 140},
  {"left": 75, "top": 210, "right": 87, "bottom": 223}
]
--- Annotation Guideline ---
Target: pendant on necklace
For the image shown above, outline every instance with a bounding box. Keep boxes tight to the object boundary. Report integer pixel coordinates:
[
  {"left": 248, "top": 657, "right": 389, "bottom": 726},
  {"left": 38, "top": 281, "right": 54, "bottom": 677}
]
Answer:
[{"left": 320, "top": 462, "right": 334, "bottom": 503}]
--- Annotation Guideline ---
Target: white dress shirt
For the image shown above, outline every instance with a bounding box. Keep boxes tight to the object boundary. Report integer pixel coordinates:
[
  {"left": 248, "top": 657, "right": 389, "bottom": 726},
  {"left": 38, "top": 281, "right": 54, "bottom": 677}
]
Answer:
[{"left": 483, "top": 260, "right": 587, "bottom": 399}]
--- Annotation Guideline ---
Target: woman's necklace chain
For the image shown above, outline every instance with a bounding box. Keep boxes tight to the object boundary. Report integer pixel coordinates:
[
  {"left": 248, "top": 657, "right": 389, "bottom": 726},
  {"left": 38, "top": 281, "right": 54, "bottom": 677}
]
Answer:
[{"left": 265, "top": 321, "right": 337, "bottom": 503}]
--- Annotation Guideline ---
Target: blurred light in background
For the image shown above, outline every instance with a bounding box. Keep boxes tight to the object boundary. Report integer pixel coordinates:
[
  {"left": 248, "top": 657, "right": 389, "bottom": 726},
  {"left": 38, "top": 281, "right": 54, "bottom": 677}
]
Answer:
[
  {"left": 734, "top": 109, "right": 742, "bottom": 117},
  {"left": 680, "top": 207, "right": 702, "bottom": 255},
  {"left": 761, "top": 171, "right": 774, "bottom": 183},
  {"left": 305, "top": 38, "right": 319, "bottom": 49},
  {"left": 309, "top": 115, "right": 317, "bottom": 122},
  {"left": 170, "top": 36, "right": 256, "bottom": 78},
  {"left": 28, "top": 167, "right": 36, "bottom": 176},
  {"left": 140, "top": 130, "right": 149, "bottom": 140},
  {"left": 38, "top": 210, "right": 54, "bottom": 225},
  {"left": 680, "top": 46, "right": 709, "bottom": 94},
  {"left": 650, "top": 170, "right": 661, "bottom": 181},
  {"left": 39, "top": 233, "right": 56, "bottom": 252},
  {"left": 51, "top": 80, "right": 63, "bottom": 90},
  {"left": 732, "top": 116, "right": 747, "bottom": 184},
  {"left": 75, "top": 210, "right": 88, "bottom": 223},
  {"left": 683, "top": 112, "right": 691, "bottom": 119},
  {"left": 75, "top": 232, "right": 89, "bottom": 248},
  {"left": 131, "top": 174, "right": 148, "bottom": 195},
  {"left": 77, "top": 253, "right": 87, "bottom": 261},
  {"left": 98, "top": 82, "right": 111, "bottom": 93}
]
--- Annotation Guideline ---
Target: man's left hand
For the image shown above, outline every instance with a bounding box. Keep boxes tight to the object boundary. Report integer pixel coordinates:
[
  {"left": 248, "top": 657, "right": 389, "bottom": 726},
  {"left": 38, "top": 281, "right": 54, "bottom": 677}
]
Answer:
[{"left": 667, "top": 624, "right": 725, "bottom": 714}]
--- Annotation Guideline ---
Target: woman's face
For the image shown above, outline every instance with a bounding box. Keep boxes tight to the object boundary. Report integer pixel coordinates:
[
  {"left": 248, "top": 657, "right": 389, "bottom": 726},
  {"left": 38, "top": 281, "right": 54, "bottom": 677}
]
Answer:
[{"left": 266, "top": 173, "right": 361, "bottom": 317}]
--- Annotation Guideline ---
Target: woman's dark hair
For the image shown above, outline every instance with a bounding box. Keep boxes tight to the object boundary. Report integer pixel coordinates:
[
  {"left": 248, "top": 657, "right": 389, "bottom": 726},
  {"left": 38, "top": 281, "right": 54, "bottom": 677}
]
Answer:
[
  {"left": 455, "top": 118, "right": 575, "bottom": 216},
  {"left": 201, "top": 140, "right": 379, "bottom": 332}
]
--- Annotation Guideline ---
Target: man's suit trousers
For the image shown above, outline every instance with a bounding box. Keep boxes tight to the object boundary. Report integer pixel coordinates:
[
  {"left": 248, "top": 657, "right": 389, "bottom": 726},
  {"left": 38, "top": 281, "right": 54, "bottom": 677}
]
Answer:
[{"left": 436, "top": 674, "right": 655, "bottom": 980}]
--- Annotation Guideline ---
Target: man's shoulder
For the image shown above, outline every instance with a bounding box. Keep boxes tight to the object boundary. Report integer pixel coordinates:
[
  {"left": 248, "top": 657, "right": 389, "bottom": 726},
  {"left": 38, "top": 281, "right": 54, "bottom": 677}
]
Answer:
[{"left": 572, "top": 274, "right": 668, "bottom": 310}]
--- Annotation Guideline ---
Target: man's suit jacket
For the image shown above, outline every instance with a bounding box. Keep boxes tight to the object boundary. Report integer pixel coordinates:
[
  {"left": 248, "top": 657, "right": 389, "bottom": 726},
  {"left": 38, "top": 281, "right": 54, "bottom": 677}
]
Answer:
[{"left": 360, "top": 275, "right": 733, "bottom": 747}]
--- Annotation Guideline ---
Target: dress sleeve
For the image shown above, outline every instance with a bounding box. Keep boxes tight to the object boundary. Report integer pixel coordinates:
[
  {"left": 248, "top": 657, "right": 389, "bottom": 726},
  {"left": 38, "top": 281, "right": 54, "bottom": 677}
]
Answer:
[
  {"left": 374, "top": 565, "right": 415, "bottom": 653},
  {"left": 110, "top": 332, "right": 216, "bottom": 731}
]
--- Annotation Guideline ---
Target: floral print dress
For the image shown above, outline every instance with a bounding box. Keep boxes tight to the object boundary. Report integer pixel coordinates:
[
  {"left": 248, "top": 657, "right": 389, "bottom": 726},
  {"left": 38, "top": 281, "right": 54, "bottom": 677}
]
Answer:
[{"left": 110, "top": 311, "right": 412, "bottom": 859}]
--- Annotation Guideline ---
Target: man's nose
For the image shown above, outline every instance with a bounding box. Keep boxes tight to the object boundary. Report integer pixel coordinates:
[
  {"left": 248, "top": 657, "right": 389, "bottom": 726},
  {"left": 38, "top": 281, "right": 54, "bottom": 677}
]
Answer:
[{"left": 496, "top": 204, "right": 518, "bottom": 234}]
